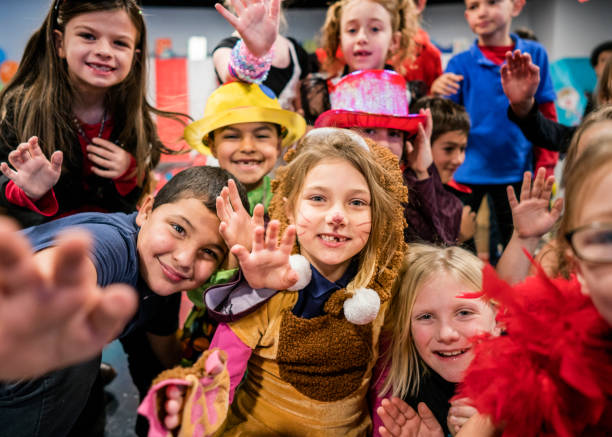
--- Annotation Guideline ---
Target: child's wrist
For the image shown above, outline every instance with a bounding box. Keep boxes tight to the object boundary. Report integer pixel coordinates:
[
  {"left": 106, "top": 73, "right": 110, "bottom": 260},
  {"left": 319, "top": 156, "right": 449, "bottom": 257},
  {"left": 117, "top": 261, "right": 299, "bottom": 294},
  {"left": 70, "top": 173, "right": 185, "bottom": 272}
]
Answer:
[{"left": 229, "top": 39, "right": 273, "bottom": 84}]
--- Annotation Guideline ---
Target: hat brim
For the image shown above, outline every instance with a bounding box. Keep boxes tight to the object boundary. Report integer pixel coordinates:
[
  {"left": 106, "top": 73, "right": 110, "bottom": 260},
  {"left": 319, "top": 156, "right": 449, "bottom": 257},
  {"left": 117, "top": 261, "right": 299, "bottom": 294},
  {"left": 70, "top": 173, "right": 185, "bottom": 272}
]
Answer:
[
  {"left": 184, "top": 106, "right": 307, "bottom": 156},
  {"left": 315, "top": 110, "right": 425, "bottom": 136}
]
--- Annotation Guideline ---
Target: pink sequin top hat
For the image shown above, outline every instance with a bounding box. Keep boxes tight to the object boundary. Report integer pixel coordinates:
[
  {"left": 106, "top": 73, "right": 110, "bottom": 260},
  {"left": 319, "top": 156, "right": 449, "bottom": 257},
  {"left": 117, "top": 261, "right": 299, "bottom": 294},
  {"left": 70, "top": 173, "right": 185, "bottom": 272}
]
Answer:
[{"left": 315, "top": 70, "right": 425, "bottom": 134}]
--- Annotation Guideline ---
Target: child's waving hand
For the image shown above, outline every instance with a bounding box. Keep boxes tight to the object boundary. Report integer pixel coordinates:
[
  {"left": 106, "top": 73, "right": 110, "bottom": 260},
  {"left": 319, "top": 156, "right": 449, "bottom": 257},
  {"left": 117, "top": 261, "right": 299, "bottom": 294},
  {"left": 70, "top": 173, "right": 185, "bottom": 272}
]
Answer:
[
  {"left": 0, "top": 136, "right": 62, "bottom": 200},
  {"left": 378, "top": 397, "right": 444, "bottom": 437},
  {"left": 215, "top": 0, "right": 281, "bottom": 58},
  {"left": 231, "top": 219, "right": 298, "bottom": 291}
]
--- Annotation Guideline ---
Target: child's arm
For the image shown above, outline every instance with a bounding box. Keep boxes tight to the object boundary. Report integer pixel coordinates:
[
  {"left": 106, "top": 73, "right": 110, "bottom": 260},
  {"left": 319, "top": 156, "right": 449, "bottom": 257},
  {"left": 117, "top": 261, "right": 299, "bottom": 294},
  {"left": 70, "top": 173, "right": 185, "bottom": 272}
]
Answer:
[
  {"left": 214, "top": 0, "right": 280, "bottom": 84},
  {"left": 377, "top": 398, "right": 444, "bottom": 437},
  {"left": 496, "top": 168, "right": 563, "bottom": 284},
  {"left": 447, "top": 398, "right": 479, "bottom": 437},
  {"left": 0, "top": 218, "right": 137, "bottom": 380}
]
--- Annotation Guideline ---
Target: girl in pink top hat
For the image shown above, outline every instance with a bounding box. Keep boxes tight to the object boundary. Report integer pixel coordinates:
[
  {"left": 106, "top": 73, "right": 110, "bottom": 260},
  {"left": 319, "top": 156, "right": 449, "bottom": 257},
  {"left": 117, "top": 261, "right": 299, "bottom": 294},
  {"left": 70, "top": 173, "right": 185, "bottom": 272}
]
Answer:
[{"left": 315, "top": 69, "right": 465, "bottom": 247}]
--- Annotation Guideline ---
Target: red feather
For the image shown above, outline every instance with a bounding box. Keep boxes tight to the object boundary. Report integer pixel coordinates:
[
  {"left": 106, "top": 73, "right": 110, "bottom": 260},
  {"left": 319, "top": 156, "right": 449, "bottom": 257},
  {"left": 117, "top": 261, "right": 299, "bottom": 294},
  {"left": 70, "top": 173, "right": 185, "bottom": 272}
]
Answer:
[{"left": 456, "top": 264, "right": 612, "bottom": 437}]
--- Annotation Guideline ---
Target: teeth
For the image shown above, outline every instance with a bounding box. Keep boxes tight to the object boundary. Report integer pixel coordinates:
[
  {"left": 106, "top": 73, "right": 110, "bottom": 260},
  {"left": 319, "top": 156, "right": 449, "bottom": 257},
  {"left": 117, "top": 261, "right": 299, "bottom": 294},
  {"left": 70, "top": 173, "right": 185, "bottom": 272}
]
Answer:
[
  {"left": 320, "top": 235, "right": 347, "bottom": 242},
  {"left": 437, "top": 350, "right": 465, "bottom": 357},
  {"left": 90, "top": 64, "right": 112, "bottom": 72}
]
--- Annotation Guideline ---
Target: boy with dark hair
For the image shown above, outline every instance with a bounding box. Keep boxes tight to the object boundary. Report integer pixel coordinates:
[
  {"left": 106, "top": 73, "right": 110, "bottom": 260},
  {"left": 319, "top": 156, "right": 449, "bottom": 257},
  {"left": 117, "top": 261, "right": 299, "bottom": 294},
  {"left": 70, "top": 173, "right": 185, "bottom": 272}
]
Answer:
[
  {"left": 431, "top": 0, "right": 557, "bottom": 263},
  {"left": 0, "top": 166, "right": 249, "bottom": 437}
]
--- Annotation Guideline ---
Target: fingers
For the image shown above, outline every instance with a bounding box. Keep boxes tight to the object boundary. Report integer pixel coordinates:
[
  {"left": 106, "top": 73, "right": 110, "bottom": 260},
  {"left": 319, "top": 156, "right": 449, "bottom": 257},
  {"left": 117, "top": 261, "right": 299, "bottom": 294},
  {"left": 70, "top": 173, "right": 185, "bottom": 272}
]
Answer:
[
  {"left": 87, "top": 283, "right": 138, "bottom": 344},
  {"left": 228, "top": 179, "right": 248, "bottom": 214},
  {"left": 506, "top": 185, "right": 518, "bottom": 210},
  {"left": 0, "top": 162, "right": 17, "bottom": 181},
  {"left": 269, "top": 0, "right": 281, "bottom": 21},
  {"left": 550, "top": 197, "right": 564, "bottom": 221},
  {"left": 0, "top": 218, "right": 41, "bottom": 297},
  {"left": 418, "top": 402, "right": 443, "bottom": 431},
  {"left": 50, "top": 151, "right": 63, "bottom": 173},
  {"left": 519, "top": 170, "right": 532, "bottom": 201},
  {"left": 252, "top": 203, "right": 265, "bottom": 228},
  {"left": 279, "top": 224, "right": 296, "bottom": 254},
  {"left": 421, "top": 108, "right": 433, "bottom": 139},
  {"left": 252, "top": 224, "right": 266, "bottom": 252},
  {"left": 215, "top": 2, "right": 240, "bottom": 29},
  {"left": 230, "top": 244, "right": 251, "bottom": 265},
  {"left": 264, "top": 220, "right": 280, "bottom": 251},
  {"left": 51, "top": 230, "right": 93, "bottom": 288}
]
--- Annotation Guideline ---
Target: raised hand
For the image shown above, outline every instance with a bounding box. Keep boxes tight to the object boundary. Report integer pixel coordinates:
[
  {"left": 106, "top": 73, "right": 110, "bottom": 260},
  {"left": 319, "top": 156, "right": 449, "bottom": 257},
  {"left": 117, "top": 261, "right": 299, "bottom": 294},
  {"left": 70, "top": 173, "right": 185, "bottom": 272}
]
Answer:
[
  {"left": 406, "top": 108, "right": 433, "bottom": 180},
  {"left": 216, "top": 178, "right": 265, "bottom": 251},
  {"left": 378, "top": 398, "right": 444, "bottom": 437},
  {"left": 215, "top": 0, "right": 281, "bottom": 58},
  {"left": 87, "top": 137, "right": 134, "bottom": 180},
  {"left": 447, "top": 397, "right": 479, "bottom": 436},
  {"left": 0, "top": 136, "right": 62, "bottom": 200},
  {"left": 0, "top": 218, "right": 137, "bottom": 380},
  {"left": 507, "top": 167, "right": 563, "bottom": 240},
  {"left": 431, "top": 73, "right": 463, "bottom": 97},
  {"left": 458, "top": 205, "right": 477, "bottom": 244},
  {"left": 231, "top": 220, "right": 298, "bottom": 290},
  {"left": 501, "top": 50, "right": 540, "bottom": 118}
]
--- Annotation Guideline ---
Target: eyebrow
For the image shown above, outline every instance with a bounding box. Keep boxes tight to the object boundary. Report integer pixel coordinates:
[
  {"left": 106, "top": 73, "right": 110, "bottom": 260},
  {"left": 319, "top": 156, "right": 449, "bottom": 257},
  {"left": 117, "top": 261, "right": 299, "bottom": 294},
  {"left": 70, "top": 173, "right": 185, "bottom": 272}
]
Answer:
[{"left": 304, "top": 185, "right": 370, "bottom": 197}]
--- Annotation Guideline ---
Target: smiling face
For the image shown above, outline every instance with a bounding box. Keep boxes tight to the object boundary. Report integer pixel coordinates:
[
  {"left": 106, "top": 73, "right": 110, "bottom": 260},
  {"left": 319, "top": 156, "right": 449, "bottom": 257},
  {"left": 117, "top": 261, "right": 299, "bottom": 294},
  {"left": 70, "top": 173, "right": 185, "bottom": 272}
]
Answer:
[
  {"left": 136, "top": 196, "right": 227, "bottom": 296},
  {"left": 288, "top": 159, "right": 372, "bottom": 282},
  {"left": 464, "top": 0, "right": 521, "bottom": 45},
  {"left": 55, "top": 9, "right": 138, "bottom": 96},
  {"left": 431, "top": 130, "right": 467, "bottom": 184},
  {"left": 340, "top": 0, "right": 400, "bottom": 73},
  {"left": 213, "top": 122, "right": 281, "bottom": 192},
  {"left": 411, "top": 273, "right": 497, "bottom": 383},
  {"left": 571, "top": 167, "right": 612, "bottom": 326}
]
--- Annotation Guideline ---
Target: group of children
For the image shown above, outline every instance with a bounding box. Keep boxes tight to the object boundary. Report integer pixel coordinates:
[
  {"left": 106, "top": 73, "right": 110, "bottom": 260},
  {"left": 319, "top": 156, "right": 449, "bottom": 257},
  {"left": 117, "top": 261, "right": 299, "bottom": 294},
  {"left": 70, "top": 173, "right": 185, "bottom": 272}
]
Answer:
[{"left": 0, "top": 0, "right": 611, "bottom": 436}]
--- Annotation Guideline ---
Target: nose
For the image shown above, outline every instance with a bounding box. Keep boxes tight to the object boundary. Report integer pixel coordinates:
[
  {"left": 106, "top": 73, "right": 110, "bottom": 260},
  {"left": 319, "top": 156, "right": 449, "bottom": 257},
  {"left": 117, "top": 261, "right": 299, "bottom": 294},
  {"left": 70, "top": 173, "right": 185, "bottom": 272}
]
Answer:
[
  {"left": 173, "top": 246, "right": 195, "bottom": 273},
  {"left": 451, "top": 150, "right": 464, "bottom": 166},
  {"left": 356, "top": 27, "right": 368, "bottom": 43},
  {"left": 239, "top": 134, "right": 255, "bottom": 152},
  {"left": 436, "top": 322, "right": 460, "bottom": 343},
  {"left": 94, "top": 39, "right": 112, "bottom": 58},
  {"left": 326, "top": 207, "right": 347, "bottom": 226}
]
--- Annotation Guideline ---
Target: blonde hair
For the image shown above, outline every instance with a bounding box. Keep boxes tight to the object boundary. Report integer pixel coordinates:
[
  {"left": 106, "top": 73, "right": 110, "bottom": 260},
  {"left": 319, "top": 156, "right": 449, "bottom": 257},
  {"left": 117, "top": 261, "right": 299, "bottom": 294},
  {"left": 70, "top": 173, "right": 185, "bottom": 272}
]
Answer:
[
  {"left": 270, "top": 128, "right": 406, "bottom": 294},
  {"left": 319, "top": 0, "right": 417, "bottom": 76},
  {"left": 556, "top": 134, "right": 612, "bottom": 277},
  {"left": 380, "top": 244, "right": 483, "bottom": 399}
]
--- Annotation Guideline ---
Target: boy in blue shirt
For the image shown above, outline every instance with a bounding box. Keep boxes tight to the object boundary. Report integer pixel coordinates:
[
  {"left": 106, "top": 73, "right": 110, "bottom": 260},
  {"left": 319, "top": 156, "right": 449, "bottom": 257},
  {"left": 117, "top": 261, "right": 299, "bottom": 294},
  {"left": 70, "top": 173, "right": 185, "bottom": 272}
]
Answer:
[
  {"left": 0, "top": 166, "right": 249, "bottom": 437},
  {"left": 431, "top": 0, "right": 557, "bottom": 261}
]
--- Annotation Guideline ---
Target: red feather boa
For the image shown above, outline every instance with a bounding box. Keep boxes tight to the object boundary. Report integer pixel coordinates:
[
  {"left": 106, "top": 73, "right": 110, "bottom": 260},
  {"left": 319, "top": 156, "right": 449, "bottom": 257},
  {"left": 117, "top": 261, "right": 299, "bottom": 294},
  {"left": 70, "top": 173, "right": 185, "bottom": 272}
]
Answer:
[{"left": 456, "top": 264, "right": 612, "bottom": 437}]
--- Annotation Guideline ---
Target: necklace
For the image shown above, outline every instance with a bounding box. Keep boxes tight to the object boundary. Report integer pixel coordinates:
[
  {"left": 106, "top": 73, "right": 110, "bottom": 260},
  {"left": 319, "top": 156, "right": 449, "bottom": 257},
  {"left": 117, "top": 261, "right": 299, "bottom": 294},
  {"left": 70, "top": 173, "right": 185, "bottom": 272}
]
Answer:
[{"left": 73, "top": 108, "right": 107, "bottom": 143}]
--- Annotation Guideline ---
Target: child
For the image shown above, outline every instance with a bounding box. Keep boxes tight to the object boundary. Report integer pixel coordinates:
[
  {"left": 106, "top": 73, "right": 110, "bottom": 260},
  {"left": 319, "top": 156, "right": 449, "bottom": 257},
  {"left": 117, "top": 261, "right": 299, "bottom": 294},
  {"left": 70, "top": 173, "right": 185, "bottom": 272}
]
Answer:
[
  {"left": 371, "top": 244, "right": 497, "bottom": 437},
  {"left": 301, "top": 0, "right": 417, "bottom": 124},
  {"left": 213, "top": 0, "right": 311, "bottom": 111},
  {"left": 412, "top": 96, "right": 478, "bottom": 245},
  {"left": 431, "top": 0, "right": 557, "bottom": 262},
  {"left": 0, "top": 216, "right": 136, "bottom": 381},
  {"left": 183, "top": 81, "right": 306, "bottom": 217},
  {"left": 143, "top": 128, "right": 408, "bottom": 435},
  {"left": 315, "top": 69, "right": 464, "bottom": 246},
  {"left": 454, "top": 135, "right": 612, "bottom": 436},
  {"left": 0, "top": 0, "right": 184, "bottom": 228},
  {"left": 0, "top": 166, "right": 249, "bottom": 437}
]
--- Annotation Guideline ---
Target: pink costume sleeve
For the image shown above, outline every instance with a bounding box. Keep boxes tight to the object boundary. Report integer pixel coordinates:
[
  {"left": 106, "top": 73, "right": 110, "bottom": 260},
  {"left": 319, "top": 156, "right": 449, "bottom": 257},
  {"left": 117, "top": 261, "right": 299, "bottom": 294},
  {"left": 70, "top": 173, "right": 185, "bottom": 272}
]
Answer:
[
  {"left": 369, "top": 354, "right": 392, "bottom": 437},
  {"left": 210, "top": 323, "right": 252, "bottom": 403}
]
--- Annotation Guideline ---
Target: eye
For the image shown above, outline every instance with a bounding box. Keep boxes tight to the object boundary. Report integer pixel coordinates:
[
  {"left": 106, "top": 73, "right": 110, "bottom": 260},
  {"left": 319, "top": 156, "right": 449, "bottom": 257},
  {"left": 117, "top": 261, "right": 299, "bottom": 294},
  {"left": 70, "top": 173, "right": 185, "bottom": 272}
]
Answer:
[
  {"left": 115, "top": 40, "right": 130, "bottom": 48},
  {"left": 171, "top": 223, "right": 185, "bottom": 235},
  {"left": 443, "top": 147, "right": 455, "bottom": 154},
  {"left": 309, "top": 194, "right": 325, "bottom": 202},
  {"left": 416, "top": 313, "right": 432, "bottom": 321},
  {"left": 349, "top": 198, "right": 369, "bottom": 207},
  {"left": 221, "top": 133, "right": 239, "bottom": 140},
  {"left": 256, "top": 133, "right": 273, "bottom": 140},
  {"left": 363, "top": 128, "right": 376, "bottom": 135},
  {"left": 371, "top": 26, "right": 381, "bottom": 33},
  {"left": 79, "top": 32, "right": 95, "bottom": 41},
  {"left": 388, "top": 130, "right": 403, "bottom": 139},
  {"left": 346, "top": 27, "right": 357, "bottom": 34},
  {"left": 199, "top": 248, "right": 220, "bottom": 262},
  {"left": 457, "top": 309, "right": 475, "bottom": 318}
]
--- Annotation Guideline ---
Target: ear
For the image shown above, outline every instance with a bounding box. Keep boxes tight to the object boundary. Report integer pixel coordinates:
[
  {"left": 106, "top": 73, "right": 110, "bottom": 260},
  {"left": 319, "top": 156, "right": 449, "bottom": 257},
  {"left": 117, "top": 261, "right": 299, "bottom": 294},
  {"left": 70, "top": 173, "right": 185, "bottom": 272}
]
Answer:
[
  {"left": 135, "top": 195, "right": 155, "bottom": 227},
  {"left": 512, "top": 0, "right": 526, "bottom": 17},
  {"left": 388, "top": 31, "right": 402, "bottom": 57},
  {"left": 54, "top": 29, "right": 66, "bottom": 58}
]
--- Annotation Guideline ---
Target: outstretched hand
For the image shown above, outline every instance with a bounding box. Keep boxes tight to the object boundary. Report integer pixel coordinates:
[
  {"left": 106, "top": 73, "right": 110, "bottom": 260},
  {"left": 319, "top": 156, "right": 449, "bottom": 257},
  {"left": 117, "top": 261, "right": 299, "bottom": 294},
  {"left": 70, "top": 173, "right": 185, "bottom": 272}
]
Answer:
[
  {"left": 405, "top": 108, "right": 433, "bottom": 180},
  {"left": 215, "top": 0, "right": 281, "bottom": 58},
  {"left": 501, "top": 49, "right": 540, "bottom": 118},
  {"left": 507, "top": 167, "right": 563, "bottom": 240},
  {"left": 431, "top": 73, "right": 463, "bottom": 97},
  {"left": 0, "top": 218, "right": 137, "bottom": 380},
  {"left": 231, "top": 220, "right": 298, "bottom": 290},
  {"left": 217, "top": 178, "right": 265, "bottom": 252},
  {"left": 87, "top": 138, "right": 134, "bottom": 180},
  {"left": 378, "top": 397, "right": 444, "bottom": 437},
  {"left": 0, "top": 136, "right": 62, "bottom": 200}
]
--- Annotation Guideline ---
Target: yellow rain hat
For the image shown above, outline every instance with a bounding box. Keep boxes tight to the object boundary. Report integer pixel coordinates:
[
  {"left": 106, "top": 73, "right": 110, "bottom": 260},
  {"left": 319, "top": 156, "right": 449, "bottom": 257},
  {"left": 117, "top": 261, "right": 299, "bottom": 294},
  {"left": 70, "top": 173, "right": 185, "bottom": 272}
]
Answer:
[{"left": 184, "top": 82, "right": 307, "bottom": 156}]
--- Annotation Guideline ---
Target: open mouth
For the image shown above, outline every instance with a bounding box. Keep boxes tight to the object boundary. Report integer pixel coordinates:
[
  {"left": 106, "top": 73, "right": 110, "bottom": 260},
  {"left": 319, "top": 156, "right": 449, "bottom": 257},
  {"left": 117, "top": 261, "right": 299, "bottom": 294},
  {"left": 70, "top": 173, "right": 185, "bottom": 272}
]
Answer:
[
  {"left": 353, "top": 50, "right": 372, "bottom": 58},
  {"left": 232, "top": 159, "right": 263, "bottom": 167},
  {"left": 87, "top": 62, "right": 115, "bottom": 73},
  {"left": 319, "top": 234, "right": 349, "bottom": 243},
  {"left": 434, "top": 348, "right": 469, "bottom": 358}
]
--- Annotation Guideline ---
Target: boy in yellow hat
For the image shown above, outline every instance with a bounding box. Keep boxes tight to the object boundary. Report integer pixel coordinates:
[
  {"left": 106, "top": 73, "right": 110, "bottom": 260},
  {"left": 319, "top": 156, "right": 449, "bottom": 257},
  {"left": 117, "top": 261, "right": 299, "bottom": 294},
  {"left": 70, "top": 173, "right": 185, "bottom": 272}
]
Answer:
[{"left": 184, "top": 81, "right": 306, "bottom": 217}]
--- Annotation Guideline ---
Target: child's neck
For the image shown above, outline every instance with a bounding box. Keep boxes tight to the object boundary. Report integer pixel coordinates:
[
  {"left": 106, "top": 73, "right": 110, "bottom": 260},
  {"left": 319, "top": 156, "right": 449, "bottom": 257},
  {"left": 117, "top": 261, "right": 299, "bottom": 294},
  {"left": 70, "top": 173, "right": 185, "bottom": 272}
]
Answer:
[
  {"left": 309, "top": 258, "right": 352, "bottom": 283},
  {"left": 72, "top": 89, "right": 107, "bottom": 124}
]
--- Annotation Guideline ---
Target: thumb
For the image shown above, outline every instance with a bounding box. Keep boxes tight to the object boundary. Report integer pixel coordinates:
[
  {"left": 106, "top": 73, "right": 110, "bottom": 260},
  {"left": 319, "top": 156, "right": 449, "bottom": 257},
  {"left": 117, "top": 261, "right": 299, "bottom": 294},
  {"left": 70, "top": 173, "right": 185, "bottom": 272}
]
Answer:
[
  {"left": 418, "top": 402, "right": 442, "bottom": 432},
  {"left": 230, "top": 244, "right": 250, "bottom": 265},
  {"left": 51, "top": 151, "right": 63, "bottom": 172}
]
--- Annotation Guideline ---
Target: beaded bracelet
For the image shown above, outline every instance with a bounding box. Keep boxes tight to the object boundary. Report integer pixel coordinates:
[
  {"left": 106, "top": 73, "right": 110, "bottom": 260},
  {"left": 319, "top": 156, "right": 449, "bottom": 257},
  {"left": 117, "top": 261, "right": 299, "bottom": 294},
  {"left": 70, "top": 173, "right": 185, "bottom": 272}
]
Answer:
[{"left": 228, "top": 39, "right": 274, "bottom": 84}]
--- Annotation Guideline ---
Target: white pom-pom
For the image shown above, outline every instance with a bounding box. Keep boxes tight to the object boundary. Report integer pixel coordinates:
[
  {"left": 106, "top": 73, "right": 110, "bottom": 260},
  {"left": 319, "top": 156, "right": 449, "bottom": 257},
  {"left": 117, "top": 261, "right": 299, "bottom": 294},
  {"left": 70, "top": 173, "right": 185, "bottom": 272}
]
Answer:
[
  {"left": 343, "top": 288, "right": 380, "bottom": 325},
  {"left": 287, "top": 254, "right": 312, "bottom": 291}
]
